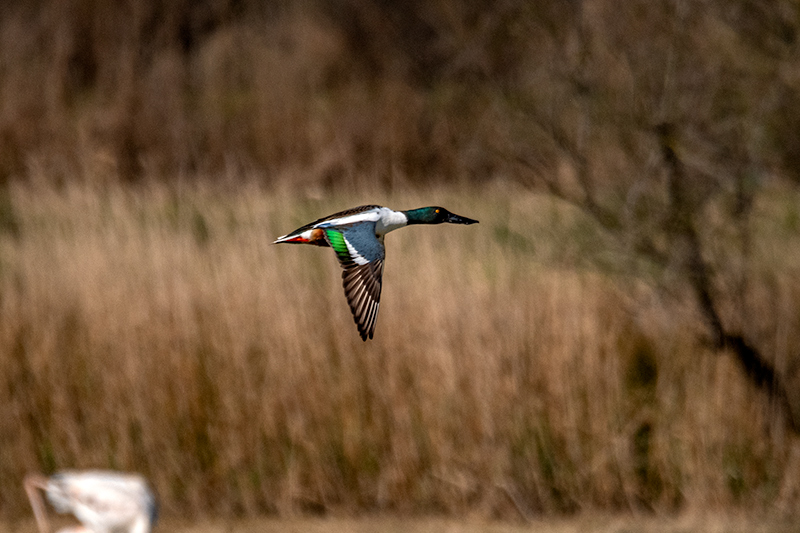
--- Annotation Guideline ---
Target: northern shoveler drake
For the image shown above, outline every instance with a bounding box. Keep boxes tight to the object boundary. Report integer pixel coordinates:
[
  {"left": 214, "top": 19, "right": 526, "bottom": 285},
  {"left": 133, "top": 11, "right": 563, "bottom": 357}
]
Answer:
[{"left": 274, "top": 205, "right": 479, "bottom": 341}]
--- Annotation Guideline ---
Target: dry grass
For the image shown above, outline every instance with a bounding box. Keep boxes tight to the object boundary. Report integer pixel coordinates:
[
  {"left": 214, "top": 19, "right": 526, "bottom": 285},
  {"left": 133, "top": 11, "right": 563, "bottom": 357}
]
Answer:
[
  {"left": 2, "top": 0, "right": 800, "bottom": 523},
  {"left": 6, "top": 513, "right": 800, "bottom": 533},
  {"left": 0, "top": 178, "right": 799, "bottom": 520}
]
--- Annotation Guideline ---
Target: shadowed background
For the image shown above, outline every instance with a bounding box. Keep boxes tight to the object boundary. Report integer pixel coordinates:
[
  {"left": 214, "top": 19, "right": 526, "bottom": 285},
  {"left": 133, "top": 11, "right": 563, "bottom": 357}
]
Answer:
[{"left": 2, "top": 0, "right": 800, "bottom": 522}]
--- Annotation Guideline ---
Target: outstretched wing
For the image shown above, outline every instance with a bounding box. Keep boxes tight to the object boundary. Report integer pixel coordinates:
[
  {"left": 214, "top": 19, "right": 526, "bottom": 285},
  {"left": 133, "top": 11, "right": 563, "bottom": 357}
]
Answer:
[{"left": 323, "top": 224, "right": 385, "bottom": 341}]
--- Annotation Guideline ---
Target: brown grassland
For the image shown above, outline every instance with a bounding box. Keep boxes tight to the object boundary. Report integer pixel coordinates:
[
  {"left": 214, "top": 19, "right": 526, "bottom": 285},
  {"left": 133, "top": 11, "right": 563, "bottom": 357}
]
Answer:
[
  {"left": 3, "top": 0, "right": 800, "bottom": 527},
  {"left": 0, "top": 178, "right": 799, "bottom": 523},
  {"left": 6, "top": 513, "right": 800, "bottom": 533}
]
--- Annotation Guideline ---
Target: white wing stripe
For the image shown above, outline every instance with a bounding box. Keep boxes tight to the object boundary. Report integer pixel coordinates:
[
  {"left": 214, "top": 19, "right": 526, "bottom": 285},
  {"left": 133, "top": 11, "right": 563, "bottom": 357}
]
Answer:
[
  {"left": 316, "top": 211, "right": 381, "bottom": 227},
  {"left": 344, "top": 238, "right": 370, "bottom": 265}
]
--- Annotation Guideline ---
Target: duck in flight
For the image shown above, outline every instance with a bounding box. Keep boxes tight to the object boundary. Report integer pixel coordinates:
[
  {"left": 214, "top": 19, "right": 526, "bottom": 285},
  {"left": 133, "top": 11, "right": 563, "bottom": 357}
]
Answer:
[{"left": 274, "top": 205, "right": 479, "bottom": 340}]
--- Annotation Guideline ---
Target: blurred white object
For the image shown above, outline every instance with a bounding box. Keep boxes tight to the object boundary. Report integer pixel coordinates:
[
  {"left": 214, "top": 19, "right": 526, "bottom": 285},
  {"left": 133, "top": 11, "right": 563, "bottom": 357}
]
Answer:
[{"left": 24, "top": 471, "right": 157, "bottom": 533}]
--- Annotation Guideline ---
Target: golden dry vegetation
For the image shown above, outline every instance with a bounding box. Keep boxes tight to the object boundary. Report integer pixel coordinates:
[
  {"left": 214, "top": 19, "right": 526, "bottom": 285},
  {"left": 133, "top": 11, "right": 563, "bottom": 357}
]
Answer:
[
  {"left": 3, "top": 0, "right": 800, "bottom": 525},
  {"left": 6, "top": 513, "right": 800, "bottom": 533},
  {"left": 1, "top": 180, "right": 799, "bottom": 520}
]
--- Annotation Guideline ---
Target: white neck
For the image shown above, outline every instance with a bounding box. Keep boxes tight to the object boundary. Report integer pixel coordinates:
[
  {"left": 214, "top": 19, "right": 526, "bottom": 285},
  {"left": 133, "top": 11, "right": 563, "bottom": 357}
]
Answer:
[{"left": 375, "top": 208, "right": 408, "bottom": 236}]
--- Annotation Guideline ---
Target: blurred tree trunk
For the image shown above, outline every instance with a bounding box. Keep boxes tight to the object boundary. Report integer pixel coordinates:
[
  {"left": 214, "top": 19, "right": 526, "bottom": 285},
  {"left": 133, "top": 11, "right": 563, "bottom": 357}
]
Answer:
[
  {"left": 504, "top": 0, "right": 800, "bottom": 433},
  {"left": 657, "top": 122, "right": 799, "bottom": 433}
]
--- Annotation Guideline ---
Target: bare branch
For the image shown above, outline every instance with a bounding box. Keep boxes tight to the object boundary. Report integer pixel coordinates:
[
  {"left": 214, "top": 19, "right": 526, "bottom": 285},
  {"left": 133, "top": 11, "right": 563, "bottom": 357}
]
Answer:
[{"left": 656, "top": 122, "right": 799, "bottom": 433}]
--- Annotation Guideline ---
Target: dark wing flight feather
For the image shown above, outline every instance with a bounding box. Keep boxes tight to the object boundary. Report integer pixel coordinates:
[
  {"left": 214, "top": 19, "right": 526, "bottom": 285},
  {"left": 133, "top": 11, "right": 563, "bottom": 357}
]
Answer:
[{"left": 341, "top": 260, "right": 384, "bottom": 340}]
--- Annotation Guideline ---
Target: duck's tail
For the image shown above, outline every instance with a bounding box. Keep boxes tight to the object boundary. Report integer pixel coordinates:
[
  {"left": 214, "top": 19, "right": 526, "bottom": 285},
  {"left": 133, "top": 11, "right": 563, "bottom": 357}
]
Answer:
[{"left": 273, "top": 228, "right": 329, "bottom": 247}]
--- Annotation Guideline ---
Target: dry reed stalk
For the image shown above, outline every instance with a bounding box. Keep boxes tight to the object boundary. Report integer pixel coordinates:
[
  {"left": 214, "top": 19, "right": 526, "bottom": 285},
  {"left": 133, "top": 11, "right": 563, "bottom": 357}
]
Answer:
[{"left": 0, "top": 180, "right": 797, "bottom": 519}]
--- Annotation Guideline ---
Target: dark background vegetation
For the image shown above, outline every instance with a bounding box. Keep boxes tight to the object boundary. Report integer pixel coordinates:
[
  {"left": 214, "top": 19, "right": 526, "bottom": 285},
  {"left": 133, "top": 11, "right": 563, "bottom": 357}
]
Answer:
[
  {"left": 4, "top": 0, "right": 796, "bottom": 188},
  {"left": 3, "top": 0, "right": 800, "bottom": 522}
]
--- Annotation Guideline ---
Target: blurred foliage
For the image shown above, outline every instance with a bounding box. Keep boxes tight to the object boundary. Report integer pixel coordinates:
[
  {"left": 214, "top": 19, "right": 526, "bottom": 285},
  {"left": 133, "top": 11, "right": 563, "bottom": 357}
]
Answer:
[
  {"left": 3, "top": 0, "right": 800, "bottom": 519},
  {"left": 1, "top": 184, "right": 799, "bottom": 518},
  {"left": 0, "top": 0, "right": 798, "bottom": 189}
]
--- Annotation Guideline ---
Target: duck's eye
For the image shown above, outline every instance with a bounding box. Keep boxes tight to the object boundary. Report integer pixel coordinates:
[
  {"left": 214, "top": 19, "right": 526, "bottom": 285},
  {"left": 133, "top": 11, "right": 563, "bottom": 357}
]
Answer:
[{"left": 435, "top": 209, "right": 440, "bottom": 214}]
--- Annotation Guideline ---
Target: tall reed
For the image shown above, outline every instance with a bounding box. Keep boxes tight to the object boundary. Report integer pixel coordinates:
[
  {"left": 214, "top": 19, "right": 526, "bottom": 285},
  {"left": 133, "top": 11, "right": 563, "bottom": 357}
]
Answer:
[{"left": 0, "top": 179, "right": 798, "bottom": 519}]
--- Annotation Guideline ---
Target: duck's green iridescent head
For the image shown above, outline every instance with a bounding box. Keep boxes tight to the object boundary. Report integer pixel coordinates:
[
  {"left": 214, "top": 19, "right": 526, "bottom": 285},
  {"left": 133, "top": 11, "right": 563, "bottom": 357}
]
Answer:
[{"left": 403, "top": 206, "right": 479, "bottom": 226}]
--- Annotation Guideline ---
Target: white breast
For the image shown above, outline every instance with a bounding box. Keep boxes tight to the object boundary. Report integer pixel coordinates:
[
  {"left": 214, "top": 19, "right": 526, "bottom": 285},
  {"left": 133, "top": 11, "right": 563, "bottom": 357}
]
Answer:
[{"left": 375, "top": 208, "right": 408, "bottom": 236}]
